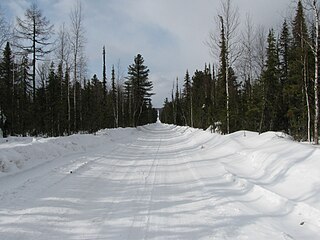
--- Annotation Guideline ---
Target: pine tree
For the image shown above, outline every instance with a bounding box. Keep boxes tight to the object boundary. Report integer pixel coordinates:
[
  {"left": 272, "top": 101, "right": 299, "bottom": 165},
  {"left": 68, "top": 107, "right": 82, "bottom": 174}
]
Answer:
[
  {"left": 126, "top": 54, "right": 153, "bottom": 126},
  {"left": 216, "top": 16, "right": 228, "bottom": 133},
  {"left": 287, "top": 0, "right": 312, "bottom": 140},
  {"left": 15, "top": 54, "right": 32, "bottom": 136},
  {"left": 90, "top": 74, "right": 104, "bottom": 132},
  {"left": 0, "top": 42, "right": 14, "bottom": 136},
  {"left": 111, "top": 65, "right": 118, "bottom": 127},
  {"left": 259, "top": 29, "right": 280, "bottom": 132},
  {"left": 174, "top": 77, "right": 184, "bottom": 126},
  {"left": 102, "top": 46, "right": 107, "bottom": 98},
  {"left": 279, "top": 20, "right": 290, "bottom": 132},
  {"left": 191, "top": 70, "right": 207, "bottom": 128},
  {"left": 182, "top": 70, "right": 192, "bottom": 126},
  {"left": 46, "top": 62, "right": 61, "bottom": 136}
]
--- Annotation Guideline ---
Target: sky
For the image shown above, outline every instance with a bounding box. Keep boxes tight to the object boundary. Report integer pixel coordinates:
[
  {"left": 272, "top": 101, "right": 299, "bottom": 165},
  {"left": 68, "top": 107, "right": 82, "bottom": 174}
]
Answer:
[{"left": 1, "top": 0, "right": 295, "bottom": 108}]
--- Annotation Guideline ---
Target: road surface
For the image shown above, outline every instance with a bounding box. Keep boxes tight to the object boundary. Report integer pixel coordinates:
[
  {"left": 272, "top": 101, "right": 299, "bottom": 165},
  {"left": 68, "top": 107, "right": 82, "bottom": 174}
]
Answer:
[{"left": 0, "top": 123, "right": 319, "bottom": 239}]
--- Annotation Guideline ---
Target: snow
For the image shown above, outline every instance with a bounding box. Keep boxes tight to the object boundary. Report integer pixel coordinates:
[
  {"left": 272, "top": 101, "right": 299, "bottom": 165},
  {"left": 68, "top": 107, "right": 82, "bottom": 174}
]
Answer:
[{"left": 1, "top": 122, "right": 320, "bottom": 239}]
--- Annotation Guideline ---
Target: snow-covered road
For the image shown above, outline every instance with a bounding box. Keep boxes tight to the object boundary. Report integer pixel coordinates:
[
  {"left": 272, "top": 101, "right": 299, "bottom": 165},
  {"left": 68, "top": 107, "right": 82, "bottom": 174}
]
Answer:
[{"left": 1, "top": 123, "right": 320, "bottom": 239}]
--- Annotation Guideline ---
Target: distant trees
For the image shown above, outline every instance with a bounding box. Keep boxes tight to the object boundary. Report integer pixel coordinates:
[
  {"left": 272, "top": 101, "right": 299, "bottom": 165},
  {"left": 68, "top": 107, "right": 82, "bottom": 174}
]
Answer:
[
  {"left": 161, "top": 0, "right": 320, "bottom": 144},
  {"left": 0, "top": 3, "right": 157, "bottom": 138}
]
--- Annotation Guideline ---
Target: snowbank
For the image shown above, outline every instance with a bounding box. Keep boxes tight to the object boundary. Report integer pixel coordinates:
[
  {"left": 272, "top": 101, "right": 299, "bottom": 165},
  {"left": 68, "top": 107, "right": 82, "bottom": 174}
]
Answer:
[{"left": 0, "top": 128, "right": 138, "bottom": 176}]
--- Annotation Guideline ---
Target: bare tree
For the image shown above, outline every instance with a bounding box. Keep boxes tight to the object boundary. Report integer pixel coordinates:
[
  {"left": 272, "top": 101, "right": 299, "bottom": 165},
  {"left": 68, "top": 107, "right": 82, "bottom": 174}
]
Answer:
[
  {"left": 0, "top": 6, "right": 11, "bottom": 49},
  {"left": 56, "top": 23, "right": 70, "bottom": 71},
  {"left": 238, "top": 14, "right": 256, "bottom": 87},
  {"left": 15, "top": 3, "right": 54, "bottom": 102},
  {"left": 254, "top": 25, "right": 267, "bottom": 79},
  {"left": 212, "top": 0, "right": 240, "bottom": 133},
  {"left": 69, "top": 1, "right": 86, "bottom": 132},
  {"left": 55, "top": 23, "right": 71, "bottom": 134}
]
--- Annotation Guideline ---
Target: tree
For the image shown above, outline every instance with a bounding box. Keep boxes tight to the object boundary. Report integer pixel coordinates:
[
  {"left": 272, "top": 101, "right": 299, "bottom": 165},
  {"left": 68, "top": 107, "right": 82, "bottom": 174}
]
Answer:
[
  {"left": 259, "top": 29, "right": 280, "bottom": 132},
  {"left": 46, "top": 62, "right": 61, "bottom": 136},
  {"left": 312, "top": 0, "right": 319, "bottom": 144},
  {"left": 0, "top": 42, "right": 14, "bottom": 136},
  {"left": 306, "top": 0, "right": 320, "bottom": 144},
  {"left": 15, "top": 3, "right": 54, "bottom": 103},
  {"left": 102, "top": 46, "right": 107, "bottom": 97},
  {"left": 126, "top": 54, "right": 153, "bottom": 126},
  {"left": 287, "top": 0, "right": 312, "bottom": 140},
  {"left": 217, "top": 16, "right": 229, "bottom": 132},
  {"left": 192, "top": 70, "right": 207, "bottom": 128},
  {"left": 69, "top": 1, "right": 86, "bottom": 132},
  {"left": 0, "top": 7, "right": 11, "bottom": 49},
  {"left": 239, "top": 14, "right": 256, "bottom": 87},
  {"left": 278, "top": 19, "right": 290, "bottom": 133},
  {"left": 182, "top": 70, "right": 192, "bottom": 126},
  {"left": 208, "top": 0, "right": 240, "bottom": 133},
  {"left": 15, "top": 54, "right": 32, "bottom": 136},
  {"left": 174, "top": 77, "right": 184, "bottom": 126},
  {"left": 111, "top": 65, "right": 118, "bottom": 127}
]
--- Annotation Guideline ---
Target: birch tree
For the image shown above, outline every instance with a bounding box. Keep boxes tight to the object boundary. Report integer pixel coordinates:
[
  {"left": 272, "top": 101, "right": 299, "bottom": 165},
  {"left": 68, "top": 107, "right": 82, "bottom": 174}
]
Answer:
[
  {"left": 69, "top": 1, "right": 86, "bottom": 132},
  {"left": 313, "top": 0, "right": 319, "bottom": 144},
  {"left": 239, "top": 14, "right": 256, "bottom": 88},
  {"left": 56, "top": 24, "right": 71, "bottom": 134},
  {"left": 307, "top": 0, "right": 320, "bottom": 144},
  {"left": 209, "top": 0, "right": 240, "bottom": 134}
]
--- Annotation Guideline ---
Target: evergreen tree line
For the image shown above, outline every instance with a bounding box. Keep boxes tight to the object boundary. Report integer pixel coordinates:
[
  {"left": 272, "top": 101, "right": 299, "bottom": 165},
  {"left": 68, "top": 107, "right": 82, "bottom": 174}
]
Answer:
[
  {"left": 0, "top": 3, "right": 156, "bottom": 137},
  {"left": 161, "top": 0, "right": 320, "bottom": 143},
  {"left": 0, "top": 41, "right": 156, "bottom": 137}
]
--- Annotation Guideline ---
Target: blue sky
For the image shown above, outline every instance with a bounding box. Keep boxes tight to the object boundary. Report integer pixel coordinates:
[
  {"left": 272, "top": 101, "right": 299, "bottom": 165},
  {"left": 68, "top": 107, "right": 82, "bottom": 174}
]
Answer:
[{"left": 1, "top": 0, "right": 294, "bottom": 107}]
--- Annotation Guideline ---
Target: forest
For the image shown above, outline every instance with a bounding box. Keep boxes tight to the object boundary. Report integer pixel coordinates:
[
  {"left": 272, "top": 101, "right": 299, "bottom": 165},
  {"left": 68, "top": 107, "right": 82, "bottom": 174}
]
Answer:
[
  {"left": 0, "top": 2, "right": 157, "bottom": 138},
  {"left": 161, "top": 0, "right": 320, "bottom": 144},
  {"left": 0, "top": 0, "right": 319, "bottom": 144}
]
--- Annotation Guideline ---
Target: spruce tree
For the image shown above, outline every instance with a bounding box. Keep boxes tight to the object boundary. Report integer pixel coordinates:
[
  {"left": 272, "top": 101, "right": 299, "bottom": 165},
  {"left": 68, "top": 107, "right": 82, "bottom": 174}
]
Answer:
[
  {"left": 216, "top": 16, "right": 228, "bottom": 133},
  {"left": 16, "top": 54, "right": 32, "bottom": 136},
  {"left": 111, "top": 65, "right": 118, "bottom": 127},
  {"left": 259, "top": 29, "right": 280, "bottom": 132},
  {"left": 126, "top": 54, "right": 153, "bottom": 126},
  {"left": 191, "top": 70, "right": 206, "bottom": 129},
  {"left": 287, "top": 0, "right": 312, "bottom": 140},
  {"left": 182, "top": 70, "right": 192, "bottom": 126},
  {"left": 0, "top": 42, "right": 14, "bottom": 136},
  {"left": 279, "top": 20, "right": 290, "bottom": 132}
]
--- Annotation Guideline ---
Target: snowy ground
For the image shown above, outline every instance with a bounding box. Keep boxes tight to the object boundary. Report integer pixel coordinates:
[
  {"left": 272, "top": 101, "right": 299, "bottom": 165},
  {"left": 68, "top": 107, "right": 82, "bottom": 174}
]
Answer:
[{"left": 1, "top": 122, "right": 320, "bottom": 239}]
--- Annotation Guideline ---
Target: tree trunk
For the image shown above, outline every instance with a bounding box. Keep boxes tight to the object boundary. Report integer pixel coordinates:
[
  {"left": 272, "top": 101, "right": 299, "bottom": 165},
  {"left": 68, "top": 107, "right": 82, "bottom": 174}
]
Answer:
[
  {"left": 314, "top": 0, "right": 319, "bottom": 144},
  {"left": 304, "top": 56, "right": 311, "bottom": 142},
  {"left": 301, "top": 20, "right": 311, "bottom": 142},
  {"left": 73, "top": 53, "right": 77, "bottom": 132},
  {"left": 32, "top": 16, "right": 37, "bottom": 134},
  {"left": 191, "top": 93, "right": 194, "bottom": 128},
  {"left": 67, "top": 66, "right": 71, "bottom": 135},
  {"left": 226, "top": 60, "right": 230, "bottom": 134}
]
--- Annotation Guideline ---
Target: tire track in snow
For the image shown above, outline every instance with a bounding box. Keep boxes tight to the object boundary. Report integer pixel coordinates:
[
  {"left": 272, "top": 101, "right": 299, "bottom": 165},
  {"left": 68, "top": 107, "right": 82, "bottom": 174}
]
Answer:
[{"left": 125, "top": 138, "right": 161, "bottom": 240}]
